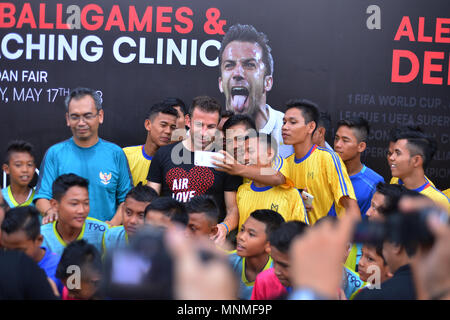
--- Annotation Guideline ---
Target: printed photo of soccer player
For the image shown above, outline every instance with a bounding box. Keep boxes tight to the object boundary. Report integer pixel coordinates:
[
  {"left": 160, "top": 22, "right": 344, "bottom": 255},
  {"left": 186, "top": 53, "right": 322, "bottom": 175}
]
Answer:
[{"left": 218, "top": 24, "right": 293, "bottom": 158}]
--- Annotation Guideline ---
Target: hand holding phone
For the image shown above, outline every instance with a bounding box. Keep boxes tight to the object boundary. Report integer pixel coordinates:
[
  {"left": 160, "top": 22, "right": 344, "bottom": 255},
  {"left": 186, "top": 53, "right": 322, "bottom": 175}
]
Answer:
[
  {"left": 194, "top": 151, "right": 224, "bottom": 168},
  {"left": 301, "top": 190, "right": 314, "bottom": 207}
]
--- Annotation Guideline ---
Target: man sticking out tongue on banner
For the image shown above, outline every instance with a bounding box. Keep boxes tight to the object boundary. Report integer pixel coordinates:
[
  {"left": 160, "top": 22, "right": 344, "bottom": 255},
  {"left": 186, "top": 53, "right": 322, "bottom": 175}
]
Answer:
[{"left": 218, "top": 24, "right": 293, "bottom": 159}]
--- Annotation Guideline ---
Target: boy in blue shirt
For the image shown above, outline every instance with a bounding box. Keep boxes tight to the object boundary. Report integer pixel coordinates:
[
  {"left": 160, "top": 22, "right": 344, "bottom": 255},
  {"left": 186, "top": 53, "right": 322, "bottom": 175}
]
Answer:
[
  {"left": 228, "top": 209, "right": 285, "bottom": 300},
  {"left": 2, "top": 141, "right": 37, "bottom": 209},
  {"left": 1, "top": 206, "right": 63, "bottom": 294},
  {"left": 102, "top": 183, "right": 158, "bottom": 255},
  {"left": 40, "top": 174, "right": 109, "bottom": 256},
  {"left": 334, "top": 117, "right": 384, "bottom": 271},
  {"left": 334, "top": 117, "right": 385, "bottom": 218}
]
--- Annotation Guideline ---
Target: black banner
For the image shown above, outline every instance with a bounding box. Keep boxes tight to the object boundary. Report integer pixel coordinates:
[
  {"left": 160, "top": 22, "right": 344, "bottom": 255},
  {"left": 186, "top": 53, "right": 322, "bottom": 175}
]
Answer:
[{"left": 0, "top": 0, "right": 449, "bottom": 189}]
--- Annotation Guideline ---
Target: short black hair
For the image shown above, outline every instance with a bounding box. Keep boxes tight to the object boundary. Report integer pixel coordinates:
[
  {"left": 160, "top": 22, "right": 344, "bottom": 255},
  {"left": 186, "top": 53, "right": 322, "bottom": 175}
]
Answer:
[
  {"left": 4, "top": 140, "right": 35, "bottom": 165},
  {"left": 374, "top": 182, "right": 407, "bottom": 216},
  {"left": 219, "top": 24, "right": 274, "bottom": 77},
  {"left": 285, "top": 98, "right": 319, "bottom": 134},
  {"left": 144, "top": 197, "right": 188, "bottom": 226},
  {"left": 363, "top": 242, "right": 387, "bottom": 265},
  {"left": 221, "top": 109, "right": 235, "bottom": 119},
  {"left": 52, "top": 173, "right": 89, "bottom": 202},
  {"left": 126, "top": 183, "right": 158, "bottom": 203},
  {"left": 222, "top": 114, "right": 257, "bottom": 134},
  {"left": 1, "top": 206, "right": 41, "bottom": 240},
  {"left": 189, "top": 96, "right": 222, "bottom": 122},
  {"left": 269, "top": 221, "right": 308, "bottom": 253},
  {"left": 337, "top": 117, "right": 370, "bottom": 142},
  {"left": 146, "top": 102, "right": 179, "bottom": 121},
  {"left": 249, "top": 209, "right": 285, "bottom": 237},
  {"left": 317, "top": 112, "right": 331, "bottom": 132},
  {"left": 163, "top": 97, "right": 187, "bottom": 115},
  {"left": 388, "top": 125, "right": 424, "bottom": 144},
  {"left": 317, "top": 111, "right": 332, "bottom": 142},
  {"left": 56, "top": 239, "right": 102, "bottom": 280},
  {"left": 65, "top": 87, "right": 102, "bottom": 112},
  {"left": 185, "top": 195, "right": 219, "bottom": 225},
  {"left": 395, "top": 128, "right": 437, "bottom": 169}
]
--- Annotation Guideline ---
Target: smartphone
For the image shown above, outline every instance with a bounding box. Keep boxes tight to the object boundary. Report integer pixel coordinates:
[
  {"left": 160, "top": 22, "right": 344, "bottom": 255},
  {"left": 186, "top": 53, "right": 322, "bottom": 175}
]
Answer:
[
  {"left": 301, "top": 190, "right": 314, "bottom": 206},
  {"left": 194, "top": 151, "right": 224, "bottom": 168}
]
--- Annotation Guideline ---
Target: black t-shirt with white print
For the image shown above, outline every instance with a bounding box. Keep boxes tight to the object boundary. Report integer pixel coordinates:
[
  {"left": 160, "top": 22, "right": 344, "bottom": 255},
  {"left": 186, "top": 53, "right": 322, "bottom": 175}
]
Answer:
[{"left": 147, "top": 141, "right": 242, "bottom": 221}]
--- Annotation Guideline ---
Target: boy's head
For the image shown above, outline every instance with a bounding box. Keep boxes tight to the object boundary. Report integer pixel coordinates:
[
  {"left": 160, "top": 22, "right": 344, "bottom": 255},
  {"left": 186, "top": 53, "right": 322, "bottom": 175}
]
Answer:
[
  {"left": 2, "top": 140, "right": 36, "bottom": 188},
  {"left": 144, "top": 197, "right": 188, "bottom": 228},
  {"left": 123, "top": 183, "right": 158, "bottom": 236},
  {"left": 366, "top": 182, "right": 406, "bottom": 221},
  {"left": 269, "top": 221, "right": 308, "bottom": 287},
  {"left": 218, "top": 109, "right": 235, "bottom": 131},
  {"left": 50, "top": 174, "right": 89, "bottom": 229},
  {"left": 163, "top": 97, "right": 187, "bottom": 131},
  {"left": 56, "top": 239, "right": 102, "bottom": 300},
  {"left": 236, "top": 209, "right": 285, "bottom": 258},
  {"left": 185, "top": 195, "right": 219, "bottom": 238},
  {"left": 245, "top": 132, "right": 277, "bottom": 168},
  {"left": 145, "top": 102, "right": 179, "bottom": 147},
  {"left": 389, "top": 129, "right": 437, "bottom": 179},
  {"left": 223, "top": 114, "right": 257, "bottom": 162},
  {"left": 334, "top": 117, "right": 370, "bottom": 162},
  {"left": 1, "top": 206, "right": 43, "bottom": 262},
  {"left": 358, "top": 243, "right": 392, "bottom": 284},
  {"left": 282, "top": 99, "right": 319, "bottom": 145},
  {"left": 312, "top": 111, "right": 332, "bottom": 147},
  {"left": 386, "top": 125, "right": 423, "bottom": 168}
]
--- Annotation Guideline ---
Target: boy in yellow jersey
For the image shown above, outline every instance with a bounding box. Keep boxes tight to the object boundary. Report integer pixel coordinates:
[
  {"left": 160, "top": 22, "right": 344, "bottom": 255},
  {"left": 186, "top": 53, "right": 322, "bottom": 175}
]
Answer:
[
  {"left": 228, "top": 209, "right": 285, "bottom": 299},
  {"left": 280, "top": 99, "right": 360, "bottom": 224},
  {"left": 237, "top": 132, "right": 308, "bottom": 230},
  {"left": 387, "top": 126, "right": 436, "bottom": 187},
  {"left": 123, "top": 102, "right": 179, "bottom": 186},
  {"left": 389, "top": 128, "right": 450, "bottom": 212}
]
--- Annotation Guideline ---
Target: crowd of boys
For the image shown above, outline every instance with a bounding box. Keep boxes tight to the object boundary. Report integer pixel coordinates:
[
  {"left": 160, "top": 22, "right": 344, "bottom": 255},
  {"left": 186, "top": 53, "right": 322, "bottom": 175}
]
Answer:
[{"left": 0, "top": 24, "right": 449, "bottom": 300}]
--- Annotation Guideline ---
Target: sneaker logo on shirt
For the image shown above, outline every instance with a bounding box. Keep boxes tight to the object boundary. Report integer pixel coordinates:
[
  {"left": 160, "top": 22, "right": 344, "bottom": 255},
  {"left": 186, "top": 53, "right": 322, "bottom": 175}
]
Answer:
[{"left": 99, "top": 172, "right": 112, "bottom": 185}]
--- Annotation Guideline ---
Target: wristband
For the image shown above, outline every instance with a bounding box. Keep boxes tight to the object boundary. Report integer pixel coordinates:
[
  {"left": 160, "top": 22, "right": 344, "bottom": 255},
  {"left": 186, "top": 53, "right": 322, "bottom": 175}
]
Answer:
[{"left": 220, "top": 222, "right": 229, "bottom": 235}]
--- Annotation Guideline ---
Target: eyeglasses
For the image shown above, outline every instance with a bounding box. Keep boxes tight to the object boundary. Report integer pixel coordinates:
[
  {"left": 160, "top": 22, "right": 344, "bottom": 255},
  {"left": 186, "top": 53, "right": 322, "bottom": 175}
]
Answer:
[{"left": 68, "top": 112, "right": 99, "bottom": 122}]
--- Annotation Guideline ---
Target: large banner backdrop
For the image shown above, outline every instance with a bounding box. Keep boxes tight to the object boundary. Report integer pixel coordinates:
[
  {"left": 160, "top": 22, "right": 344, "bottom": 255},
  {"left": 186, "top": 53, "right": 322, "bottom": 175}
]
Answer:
[{"left": 0, "top": 0, "right": 449, "bottom": 189}]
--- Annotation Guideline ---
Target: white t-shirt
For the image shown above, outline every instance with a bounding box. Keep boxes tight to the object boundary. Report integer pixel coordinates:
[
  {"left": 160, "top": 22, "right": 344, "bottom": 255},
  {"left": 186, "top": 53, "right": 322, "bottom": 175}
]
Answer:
[{"left": 259, "top": 104, "right": 294, "bottom": 159}]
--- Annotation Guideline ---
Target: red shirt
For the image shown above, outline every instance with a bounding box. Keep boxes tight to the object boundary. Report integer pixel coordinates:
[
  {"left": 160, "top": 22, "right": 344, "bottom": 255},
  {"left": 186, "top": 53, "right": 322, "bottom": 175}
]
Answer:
[{"left": 251, "top": 268, "right": 287, "bottom": 300}]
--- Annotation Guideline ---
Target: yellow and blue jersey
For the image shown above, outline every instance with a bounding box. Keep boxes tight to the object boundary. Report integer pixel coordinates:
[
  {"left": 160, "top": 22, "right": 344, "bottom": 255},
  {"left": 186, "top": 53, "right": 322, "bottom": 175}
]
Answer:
[
  {"left": 123, "top": 145, "right": 153, "bottom": 186},
  {"left": 102, "top": 225, "right": 128, "bottom": 257},
  {"left": 280, "top": 144, "right": 356, "bottom": 225},
  {"left": 228, "top": 250, "right": 273, "bottom": 300},
  {"left": 395, "top": 179, "right": 450, "bottom": 213},
  {"left": 237, "top": 182, "right": 308, "bottom": 231},
  {"left": 41, "top": 217, "right": 109, "bottom": 256},
  {"left": 390, "top": 176, "right": 435, "bottom": 187}
]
